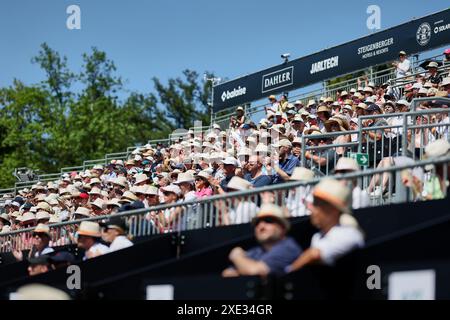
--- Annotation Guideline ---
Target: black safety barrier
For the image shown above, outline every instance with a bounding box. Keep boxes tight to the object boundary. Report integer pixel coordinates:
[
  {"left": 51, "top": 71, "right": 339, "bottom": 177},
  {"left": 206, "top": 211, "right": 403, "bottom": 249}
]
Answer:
[{"left": 1, "top": 198, "right": 450, "bottom": 299}]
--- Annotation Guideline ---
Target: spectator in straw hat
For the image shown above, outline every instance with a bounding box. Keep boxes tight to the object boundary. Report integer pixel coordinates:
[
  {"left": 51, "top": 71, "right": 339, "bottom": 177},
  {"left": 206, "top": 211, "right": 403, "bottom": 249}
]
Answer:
[
  {"left": 193, "top": 170, "right": 213, "bottom": 198},
  {"left": 213, "top": 157, "right": 238, "bottom": 194},
  {"left": 88, "top": 187, "right": 102, "bottom": 202},
  {"left": 287, "top": 178, "right": 364, "bottom": 272},
  {"left": 425, "top": 61, "right": 442, "bottom": 86},
  {"left": 230, "top": 106, "right": 246, "bottom": 129},
  {"left": 222, "top": 203, "right": 301, "bottom": 277},
  {"left": 272, "top": 139, "right": 300, "bottom": 184},
  {"left": 91, "top": 198, "right": 106, "bottom": 216},
  {"left": 316, "top": 105, "right": 331, "bottom": 131},
  {"left": 159, "top": 184, "right": 182, "bottom": 230},
  {"left": 290, "top": 115, "right": 306, "bottom": 138},
  {"left": 265, "top": 95, "right": 280, "bottom": 119},
  {"left": 20, "top": 211, "right": 37, "bottom": 228},
  {"left": 334, "top": 157, "right": 370, "bottom": 209},
  {"left": 144, "top": 185, "right": 160, "bottom": 207},
  {"left": 392, "top": 50, "right": 411, "bottom": 79},
  {"left": 77, "top": 221, "right": 109, "bottom": 260},
  {"left": 35, "top": 211, "right": 51, "bottom": 224},
  {"left": 105, "top": 198, "right": 121, "bottom": 214},
  {"left": 100, "top": 216, "right": 133, "bottom": 252},
  {"left": 73, "top": 206, "right": 91, "bottom": 220},
  {"left": 13, "top": 223, "right": 54, "bottom": 261},
  {"left": 134, "top": 173, "right": 150, "bottom": 186}
]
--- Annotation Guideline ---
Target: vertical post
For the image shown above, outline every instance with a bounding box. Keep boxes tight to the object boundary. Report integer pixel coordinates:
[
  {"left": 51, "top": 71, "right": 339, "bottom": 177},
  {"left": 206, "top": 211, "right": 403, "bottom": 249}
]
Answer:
[
  {"left": 402, "top": 114, "right": 408, "bottom": 157},
  {"left": 358, "top": 117, "right": 363, "bottom": 153},
  {"left": 301, "top": 135, "right": 306, "bottom": 167}
]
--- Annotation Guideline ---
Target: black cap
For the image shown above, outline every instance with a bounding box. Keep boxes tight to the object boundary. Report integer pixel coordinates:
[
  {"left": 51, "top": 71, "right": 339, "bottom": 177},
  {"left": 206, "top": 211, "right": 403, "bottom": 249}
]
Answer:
[
  {"left": 22, "top": 202, "right": 33, "bottom": 210},
  {"left": 118, "top": 201, "right": 144, "bottom": 213},
  {"left": 13, "top": 197, "right": 25, "bottom": 206},
  {"left": 99, "top": 216, "right": 128, "bottom": 233},
  {"left": 367, "top": 104, "right": 381, "bottom": 112},
  {"left": 48, "top": 251, "right": 75, "bottom": 264}
]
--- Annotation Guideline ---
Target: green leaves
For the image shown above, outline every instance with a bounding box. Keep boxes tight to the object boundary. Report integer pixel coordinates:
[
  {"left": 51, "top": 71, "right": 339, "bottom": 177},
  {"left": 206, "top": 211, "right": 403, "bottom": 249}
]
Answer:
[{"left": 0, "top": 44, "right": 213, "bottom": 188}]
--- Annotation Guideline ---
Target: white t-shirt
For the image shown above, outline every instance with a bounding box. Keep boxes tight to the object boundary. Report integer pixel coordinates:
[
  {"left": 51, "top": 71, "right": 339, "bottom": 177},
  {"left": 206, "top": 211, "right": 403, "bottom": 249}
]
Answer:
[
  {"left": 396, "top": 59, "right": 411, "bottom": 78},
  {"left": 109, "top": 235, "right": 133, "bottom": 252},
  {"left": 352, "top": 186, "right": 370, "bottom": 210},
  {"left": 229, "top": 201, "right": 259, "bottom": 224},
  {"left": 83, "top": 242, "right": 110, "bottom": 260},
  {"left": 286, "top": 186, "right": 312, "bottom": 217},
  {"left": 310, "top": 225, "right": 364, "bottom": 266},
  {"left": 34, "top": 247, "right": 54, "bottom": 257}
]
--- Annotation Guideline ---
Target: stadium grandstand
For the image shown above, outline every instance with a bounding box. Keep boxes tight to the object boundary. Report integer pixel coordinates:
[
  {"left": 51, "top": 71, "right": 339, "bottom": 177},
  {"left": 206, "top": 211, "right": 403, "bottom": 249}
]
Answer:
[{"left": 0, "top": 7, "right": 450, "bottom": 301}]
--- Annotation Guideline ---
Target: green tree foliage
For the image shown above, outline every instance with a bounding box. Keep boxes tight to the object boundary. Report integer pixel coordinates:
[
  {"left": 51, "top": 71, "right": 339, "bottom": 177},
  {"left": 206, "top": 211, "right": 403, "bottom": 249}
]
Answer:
[{"left": 0, "top": 44, "right": 213, "bottom": 188}]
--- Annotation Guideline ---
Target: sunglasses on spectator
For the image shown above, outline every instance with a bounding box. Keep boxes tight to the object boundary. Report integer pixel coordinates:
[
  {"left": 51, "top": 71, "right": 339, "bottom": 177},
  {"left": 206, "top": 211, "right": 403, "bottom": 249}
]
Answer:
[
  {"left": 256, "top": 217, "right": 277, "bottom": 225},
  {"left": 32, "top": 233, "right": 46, "bottom": 239},
  {"left": 312, "top": 196, "right": 332, "bottom": 208}
]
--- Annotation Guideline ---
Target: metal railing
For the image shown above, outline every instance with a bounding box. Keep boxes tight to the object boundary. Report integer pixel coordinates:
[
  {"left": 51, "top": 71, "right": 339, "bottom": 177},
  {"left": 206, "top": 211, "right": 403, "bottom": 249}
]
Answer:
[
  {"left": 1, "top": 155, "right": 449, "bottom": 253},
  {"left": 300, "top": 105, "right": 450, "bottom": 175}
]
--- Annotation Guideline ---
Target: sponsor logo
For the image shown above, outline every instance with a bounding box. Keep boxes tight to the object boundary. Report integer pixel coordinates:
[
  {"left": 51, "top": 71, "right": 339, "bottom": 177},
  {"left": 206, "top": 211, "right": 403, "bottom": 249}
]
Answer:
[
  {"left": 433, "top": 22, "right": 450, "bottom": 34},
  {"left": 220, "top": 86, "right": 247, "bottom": 102},
  {"left": 262, "top": 66, "right": 294, "bottom": 93},
  {"left": 416, "top": 22, "right": 431, "bottom": 46},
  {"left": 310, "top": 56, "right": 339, "bottom": 74}
]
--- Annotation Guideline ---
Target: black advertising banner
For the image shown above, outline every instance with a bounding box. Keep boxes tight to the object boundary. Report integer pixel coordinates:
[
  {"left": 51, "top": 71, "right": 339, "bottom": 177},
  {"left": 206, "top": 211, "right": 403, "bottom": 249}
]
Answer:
[{"left": 213, "top": 8, "right": 450, "bottom": 112}]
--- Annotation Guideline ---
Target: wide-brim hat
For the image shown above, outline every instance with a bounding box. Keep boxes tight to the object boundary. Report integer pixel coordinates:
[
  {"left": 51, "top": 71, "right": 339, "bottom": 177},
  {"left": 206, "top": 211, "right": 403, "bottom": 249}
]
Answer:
[
  {"left": 313, "top": 178, "right": 351, "bottom": 213},
  {"left": 317, "top": 105, "right": 331, "bottom": 114},
  {"left": 33, "top": 223, "right": 51, "bottom": 237},
  {"left": 334, "top": 157, "right": 359, "bottom": 172},
  {"left": 290, "top": 167, "right": 315, "bottom": 181},
  {"left": 173, "top": 172, "right": 195, "bottom": 185},
  {"left": 324, "top": 118, "right": 345, "bottom": 132},
  {"left": 134, "top": 173, "right": 149, "bottom": 185},
  {"left": 74, "top": 207, "right": 91, "bottom": 217},
  {"left": 227, "top": 176, "right": 252, "bottom": 191},
  {"left": 21, "top": 211, "right": 36, "bottom": 224},
  {"left": 252, "top": 203, "right": 290, "bottom": 230},
  {"left": 113, "top": 177, "right": 128, "bottom": 188},
  {"left": 77, "top": 221, "right": 101, "bottom": 238},
  {"left": 195, "top": 170, "right": 211, "bottom": 181}
]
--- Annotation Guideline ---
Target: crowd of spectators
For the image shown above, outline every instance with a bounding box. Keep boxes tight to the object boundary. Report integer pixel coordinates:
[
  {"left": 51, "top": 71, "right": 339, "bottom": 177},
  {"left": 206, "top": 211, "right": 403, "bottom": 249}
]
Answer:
[{"left": 0, "top": 50, "right": 449, "bottom": 277}]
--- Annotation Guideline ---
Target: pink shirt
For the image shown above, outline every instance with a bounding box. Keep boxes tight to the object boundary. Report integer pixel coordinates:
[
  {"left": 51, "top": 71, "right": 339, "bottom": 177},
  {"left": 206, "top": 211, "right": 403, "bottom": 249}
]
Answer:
[{"left": 195, "top": 187, "right": 213, "bottom": 198}]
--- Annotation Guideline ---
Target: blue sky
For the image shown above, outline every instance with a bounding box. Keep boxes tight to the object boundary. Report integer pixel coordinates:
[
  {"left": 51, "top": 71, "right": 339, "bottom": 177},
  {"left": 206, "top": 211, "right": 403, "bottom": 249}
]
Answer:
[{"left": 0, "top": 0, "right": 448, "bottom": 97}]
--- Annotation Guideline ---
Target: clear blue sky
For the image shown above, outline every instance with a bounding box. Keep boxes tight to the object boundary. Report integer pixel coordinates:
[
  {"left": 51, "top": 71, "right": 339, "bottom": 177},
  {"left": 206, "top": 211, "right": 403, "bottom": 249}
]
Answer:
[{"left": 0, "top": 0, "right": 448, "bottom": 96}]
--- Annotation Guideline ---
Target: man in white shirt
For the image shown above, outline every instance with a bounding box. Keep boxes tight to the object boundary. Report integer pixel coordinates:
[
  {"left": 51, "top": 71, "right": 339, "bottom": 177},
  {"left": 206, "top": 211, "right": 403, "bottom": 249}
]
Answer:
[
  {"left": 286, "top": 178, "right": 364, "bottom": 272},
  {"left": 393, "top": 51, "right": 411, "bottom": 79},
  {"left": 100, "top": 216, "right": 134, "bottom": 252},
  {"left": 77, "top": 221, "right": 110, "bottom": 260}
]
